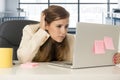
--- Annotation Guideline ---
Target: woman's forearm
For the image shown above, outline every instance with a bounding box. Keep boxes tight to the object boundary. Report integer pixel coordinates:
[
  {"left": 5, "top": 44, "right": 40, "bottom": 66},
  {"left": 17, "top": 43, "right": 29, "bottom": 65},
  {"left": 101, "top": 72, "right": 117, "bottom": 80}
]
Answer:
[{"left": 17, "top": 27, "right": 50, "bottom": 63}]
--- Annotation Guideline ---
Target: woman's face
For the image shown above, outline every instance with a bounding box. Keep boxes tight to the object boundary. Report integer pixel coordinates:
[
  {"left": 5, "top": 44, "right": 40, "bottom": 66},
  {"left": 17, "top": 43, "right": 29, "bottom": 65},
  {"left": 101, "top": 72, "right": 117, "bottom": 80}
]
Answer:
[{"left": 46, "top": 18, "right": 69, "bottom": 43}]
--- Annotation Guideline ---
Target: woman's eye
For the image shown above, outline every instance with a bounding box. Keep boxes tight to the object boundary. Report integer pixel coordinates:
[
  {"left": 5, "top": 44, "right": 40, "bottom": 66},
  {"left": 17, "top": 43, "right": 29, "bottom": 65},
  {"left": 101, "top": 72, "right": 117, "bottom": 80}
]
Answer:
[
  {"left": 57, "top": 25, "right": 62, "bottom": 28},
  {"left": 56, "top": 24, "right": 68, "bottom": 29},
  {"left": 65, "top": 25, "right": 68, "bottom": 28}
]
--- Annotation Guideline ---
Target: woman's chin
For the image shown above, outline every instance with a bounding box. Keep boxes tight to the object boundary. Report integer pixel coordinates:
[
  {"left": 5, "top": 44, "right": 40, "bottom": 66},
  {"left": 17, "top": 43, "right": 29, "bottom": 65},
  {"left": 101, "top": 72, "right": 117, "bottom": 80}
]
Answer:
[{"left": 54, "top": 39, "right": 64, "bottom": 43}]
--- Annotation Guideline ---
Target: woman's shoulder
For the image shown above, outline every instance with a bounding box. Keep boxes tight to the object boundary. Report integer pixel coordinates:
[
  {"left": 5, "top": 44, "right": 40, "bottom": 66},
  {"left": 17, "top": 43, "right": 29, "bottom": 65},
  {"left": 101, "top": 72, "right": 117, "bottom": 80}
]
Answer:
[
  {"left": 67, "top": 33, "right": 75, "bottom": 40},
  {"left": 67, "top": 33, "right": 75, "bottom": 44}
]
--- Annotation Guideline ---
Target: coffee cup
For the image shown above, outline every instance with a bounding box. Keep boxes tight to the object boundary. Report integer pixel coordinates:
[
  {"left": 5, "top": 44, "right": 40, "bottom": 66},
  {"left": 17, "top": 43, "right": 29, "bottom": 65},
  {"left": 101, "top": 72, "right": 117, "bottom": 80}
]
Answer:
[{"left": 0, "top": 48, "right": 13, "bottom": 68}]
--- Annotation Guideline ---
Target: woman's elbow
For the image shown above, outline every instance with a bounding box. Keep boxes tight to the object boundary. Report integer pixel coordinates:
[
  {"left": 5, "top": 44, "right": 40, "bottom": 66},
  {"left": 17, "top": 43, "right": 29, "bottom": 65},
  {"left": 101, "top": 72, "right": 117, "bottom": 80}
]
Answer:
[{"left": 17, "top": 50, "right": 32, "bottom": 63}]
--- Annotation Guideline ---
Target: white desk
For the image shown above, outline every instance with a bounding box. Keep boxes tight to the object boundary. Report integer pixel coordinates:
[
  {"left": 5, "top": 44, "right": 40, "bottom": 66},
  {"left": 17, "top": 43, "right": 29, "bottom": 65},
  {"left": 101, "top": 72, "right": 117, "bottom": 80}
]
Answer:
[{"left": 0, "top": 62, "right": 120, "bottom": 80}]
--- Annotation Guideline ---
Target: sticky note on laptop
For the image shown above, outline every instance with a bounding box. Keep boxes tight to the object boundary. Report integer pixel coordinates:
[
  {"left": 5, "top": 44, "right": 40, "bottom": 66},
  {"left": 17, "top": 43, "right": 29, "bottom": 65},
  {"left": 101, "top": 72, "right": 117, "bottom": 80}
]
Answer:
[
  {"left": 94, "top": 40, "right": 105, "bottom": 54},
  {"left": 104, "top": 36, "right": 115, "bottom": 50}
]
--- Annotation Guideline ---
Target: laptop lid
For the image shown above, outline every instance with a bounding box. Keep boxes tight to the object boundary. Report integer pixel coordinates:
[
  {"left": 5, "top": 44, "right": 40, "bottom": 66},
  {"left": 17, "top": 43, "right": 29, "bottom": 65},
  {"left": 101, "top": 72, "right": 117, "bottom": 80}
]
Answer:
[{"left": 72, "top": 22, "right": 119, "bottom": 68}]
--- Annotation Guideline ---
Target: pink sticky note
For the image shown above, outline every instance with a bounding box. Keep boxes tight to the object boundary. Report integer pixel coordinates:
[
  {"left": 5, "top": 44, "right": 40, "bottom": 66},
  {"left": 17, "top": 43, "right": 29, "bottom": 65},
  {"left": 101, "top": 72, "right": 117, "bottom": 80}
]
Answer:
[
  {"left": 104, "top": 37, "right": 115, "bottom": 50},
  {"left": 93, "top": 40, "right": 105, "bottom": 54},
  {"left": 20, "top": 62, "right": 39, "bottom": 68}
]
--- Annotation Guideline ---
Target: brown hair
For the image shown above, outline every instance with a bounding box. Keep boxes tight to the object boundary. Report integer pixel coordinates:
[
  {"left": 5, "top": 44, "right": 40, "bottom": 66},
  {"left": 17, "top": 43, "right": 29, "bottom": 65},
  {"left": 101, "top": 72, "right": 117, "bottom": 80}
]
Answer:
[
  {"left": 43, "top": 5, "right": 69, "bottom": 24},
  {"left": 32, "top": 5, "right": 70, "bottom": 62}
]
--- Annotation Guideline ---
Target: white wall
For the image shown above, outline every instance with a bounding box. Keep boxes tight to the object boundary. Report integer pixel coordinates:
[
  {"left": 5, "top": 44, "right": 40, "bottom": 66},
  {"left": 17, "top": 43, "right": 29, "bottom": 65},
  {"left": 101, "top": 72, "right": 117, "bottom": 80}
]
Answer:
[
  {"left": 4, "top": 0, "right": 19, "bottom": 16},
  {"left": 118, "top": 0, "right": 120, "bottom": 8},
  {"left": 0, "top": 0, "right": 5, "bottom": 12},
  {"left": 5, "top": 0, "right": 19, "bottom": 12}
]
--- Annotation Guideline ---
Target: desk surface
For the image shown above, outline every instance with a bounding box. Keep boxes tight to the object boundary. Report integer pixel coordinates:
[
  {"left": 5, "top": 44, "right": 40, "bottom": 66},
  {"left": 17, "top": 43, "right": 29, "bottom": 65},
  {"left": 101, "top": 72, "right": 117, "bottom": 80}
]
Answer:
[{"left": 0, "top": 62, "right": 120, "bottom": 80}]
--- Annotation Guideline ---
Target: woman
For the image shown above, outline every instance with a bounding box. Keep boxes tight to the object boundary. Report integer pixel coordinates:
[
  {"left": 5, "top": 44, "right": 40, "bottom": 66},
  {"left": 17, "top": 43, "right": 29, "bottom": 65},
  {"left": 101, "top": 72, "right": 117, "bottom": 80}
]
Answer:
[
  {"left": 17, "top": 5, "right": 120, "bottom": 64},
  {"left": 17, "top": 5, "right": 74, "bottom": 63}
]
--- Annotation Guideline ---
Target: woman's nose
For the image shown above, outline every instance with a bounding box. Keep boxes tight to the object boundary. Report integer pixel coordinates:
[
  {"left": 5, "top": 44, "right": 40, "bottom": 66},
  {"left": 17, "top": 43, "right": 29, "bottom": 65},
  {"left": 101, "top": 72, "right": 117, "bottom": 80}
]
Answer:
[{"left": 61, "top": 27, "right": 67, "bottom": 34}]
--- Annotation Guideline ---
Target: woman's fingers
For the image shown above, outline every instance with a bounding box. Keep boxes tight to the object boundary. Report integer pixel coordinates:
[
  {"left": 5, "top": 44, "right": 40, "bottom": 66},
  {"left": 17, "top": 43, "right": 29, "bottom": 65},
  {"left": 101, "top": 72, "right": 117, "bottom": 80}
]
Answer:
[
  {"left": 40, "top": 13, "right": 46, "bottom": 30},
  {"left": 113, "top": 53, "right": 120, "bottom": 64}
]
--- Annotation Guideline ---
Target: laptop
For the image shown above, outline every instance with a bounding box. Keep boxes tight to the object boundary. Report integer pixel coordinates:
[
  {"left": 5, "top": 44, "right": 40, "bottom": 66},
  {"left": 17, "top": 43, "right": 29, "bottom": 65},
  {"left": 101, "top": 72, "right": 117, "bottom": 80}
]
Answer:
[{"left": 49, "top": 22, "right": 120, "bottom": 69}]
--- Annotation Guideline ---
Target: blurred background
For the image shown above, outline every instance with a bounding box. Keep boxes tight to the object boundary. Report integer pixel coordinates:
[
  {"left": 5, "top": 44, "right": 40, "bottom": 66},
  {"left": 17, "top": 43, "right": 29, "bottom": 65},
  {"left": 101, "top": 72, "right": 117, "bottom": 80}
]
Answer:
[{"left": 0, "top": 0, "right": 120, "bottom": 29}]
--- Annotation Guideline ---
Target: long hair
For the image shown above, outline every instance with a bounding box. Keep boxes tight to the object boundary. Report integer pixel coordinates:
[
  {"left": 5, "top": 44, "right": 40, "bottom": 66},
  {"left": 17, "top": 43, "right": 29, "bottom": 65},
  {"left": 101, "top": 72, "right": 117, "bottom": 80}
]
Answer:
[{"left": 32, "top": 5, "right": 70, "bottom": 62}]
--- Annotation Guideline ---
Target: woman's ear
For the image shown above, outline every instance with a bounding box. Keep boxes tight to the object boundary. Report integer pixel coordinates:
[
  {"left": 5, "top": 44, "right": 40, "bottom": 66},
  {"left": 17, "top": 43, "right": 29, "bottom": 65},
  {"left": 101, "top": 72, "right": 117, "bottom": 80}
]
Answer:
[{"left": 45, "top": 22, "right": 49, "bottom": 30}]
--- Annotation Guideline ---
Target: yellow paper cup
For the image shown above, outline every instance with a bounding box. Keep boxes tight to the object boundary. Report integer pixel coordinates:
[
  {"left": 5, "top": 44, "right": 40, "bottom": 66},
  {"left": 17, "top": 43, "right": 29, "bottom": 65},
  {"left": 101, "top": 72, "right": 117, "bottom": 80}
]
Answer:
[{"left": 0, "top": 48, "right": 13, "bottom": 68}]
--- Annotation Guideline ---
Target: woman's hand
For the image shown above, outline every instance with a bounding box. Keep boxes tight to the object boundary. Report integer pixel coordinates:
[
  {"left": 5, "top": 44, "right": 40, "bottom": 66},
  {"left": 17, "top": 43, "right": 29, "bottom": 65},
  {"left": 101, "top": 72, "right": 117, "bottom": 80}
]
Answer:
[
  {"left": 113, "top": 53, "right": 120, "bottom": 64},
  {"left": 40, "top": 13, "right": 46, "bottom": 30}
]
